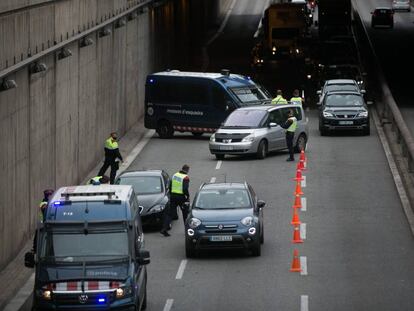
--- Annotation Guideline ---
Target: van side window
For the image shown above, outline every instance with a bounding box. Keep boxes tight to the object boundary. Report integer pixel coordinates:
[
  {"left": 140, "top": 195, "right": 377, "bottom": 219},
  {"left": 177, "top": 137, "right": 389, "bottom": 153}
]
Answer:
[
  {"left": 212, "top": 84, "right": 233, "bottom": 110},
  {"left": 184, "top": 81, "right": 209, "bottom": 105}
]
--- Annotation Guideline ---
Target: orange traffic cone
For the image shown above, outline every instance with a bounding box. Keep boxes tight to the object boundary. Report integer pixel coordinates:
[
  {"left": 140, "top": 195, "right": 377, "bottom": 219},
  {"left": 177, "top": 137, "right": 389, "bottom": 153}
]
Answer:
[
  {"left": 293, "top": 194, "right": 302, "bottom": 209},
  {"left": 297, "top": 159, "right": 306, "bottom": 171},
  {"left": 291, "top": 208, "right": 301, "bottom": 225},
  {"left": 292, "top": 224, "right": 303, "bottom": 243},
  {"left": 290, "top": 249, "right": 302, "bottom": 272},
  {"left": 294, "top": 180, "right": 304, "bottom": 196},
  {"left": 293, "top": 169, "right": 304, "bottom": 181},
  {"left": 300, "top": 150, "right": 306, "bottom": 163}
]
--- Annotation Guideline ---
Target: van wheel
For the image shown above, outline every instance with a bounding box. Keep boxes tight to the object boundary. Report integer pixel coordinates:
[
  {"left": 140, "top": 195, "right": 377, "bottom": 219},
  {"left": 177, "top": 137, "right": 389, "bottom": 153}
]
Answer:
[
  {"left": 156, "top": 121, "right": 174, "bottom": 139},
  {"left": 256, "top": 140, "right": 267, "bottom": 159},
  {"left": 294, "top": 134, "right": 307, "bottom": 153},
  {"left": 192, "top": 132, "right": 204, "bottom": 137},
  {"left": 215, "top": 154, "right": 225, "bottom": 160}
]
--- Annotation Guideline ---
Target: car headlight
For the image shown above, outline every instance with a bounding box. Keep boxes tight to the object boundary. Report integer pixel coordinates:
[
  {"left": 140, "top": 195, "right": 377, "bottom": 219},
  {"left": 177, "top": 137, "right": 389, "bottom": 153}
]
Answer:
[
  {"left": 323, "top": 111, "right": 334, "bottom": 117},
  {"left": 241, "top": 216, "right": 254, "bottom": 226},
  {"left": 242, "top": 135, "right": 255, "bottom": 142},
  {"left": 210, "top": 134, "right": 216, "bottom": 142},
  {"left": 150, "top": 204, "right": 165, "bottom": 213},
  {"left": 357, "top": 111, "right": 368, "bottom": 117},
  {"left": 189, "top": 218, "right": 201, "bottom": 229},
  {"left": 116, "top": 285, "right": 132, "bottom": 299}
]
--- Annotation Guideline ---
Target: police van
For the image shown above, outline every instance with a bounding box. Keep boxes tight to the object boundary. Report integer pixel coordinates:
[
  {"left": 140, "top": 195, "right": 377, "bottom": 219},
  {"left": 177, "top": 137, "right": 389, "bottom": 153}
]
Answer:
[
  {"left": 144, "top": 69, "right": 272, "bottom": 138},
  {"left": 25, "top": 185, "right": 150, "bottom": 311}
]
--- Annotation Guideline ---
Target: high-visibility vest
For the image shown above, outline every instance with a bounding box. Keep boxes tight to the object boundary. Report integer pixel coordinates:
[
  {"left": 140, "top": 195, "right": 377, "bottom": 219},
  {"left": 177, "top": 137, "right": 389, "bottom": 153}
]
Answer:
[
  {"left": 171, "top": 172, "right": 187, "bottom": 195},
  {"left": 88, "top": 176, "right": 102, "bottom": 185},
  {"left": 290, "top": 97, "right": 303, "bottom": 105},
  {"left": 287, "top": 117, "right": 298, "bottom": 132},
  {"left": 271, "top": 95, "right": 288, "bottom": 105},
  {"left": 39, "top": 201, "right": 47, "bottom": 222},
  {"left": 105, "top": 138, "right": 118, "bottom": 150}
]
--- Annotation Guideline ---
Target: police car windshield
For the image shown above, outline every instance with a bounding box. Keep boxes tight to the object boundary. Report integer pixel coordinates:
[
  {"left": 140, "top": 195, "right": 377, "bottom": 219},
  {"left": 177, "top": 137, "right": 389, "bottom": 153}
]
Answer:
[
  {"left": 223, "top": 109, "right": 267, "bottom": 128},
  {"left": 325, "top": 94, "right": 364, "bottom": 107},
  {"left": 230, "top": 87, "right": 267, "bottom": 104},
  {"left": 194, "top": 189, "right": 251, "bottom": 209},
  {"left": 40, "top": 231, "right": 129, "bottom": 262},
  {"left": 117, "top": 176, "right": 162, "bottom": 195}
]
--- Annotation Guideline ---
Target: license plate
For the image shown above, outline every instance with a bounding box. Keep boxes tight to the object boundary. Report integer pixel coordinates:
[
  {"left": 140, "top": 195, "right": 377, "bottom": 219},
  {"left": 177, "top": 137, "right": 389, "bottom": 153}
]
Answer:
[
  {"left": 210, "top": 236, "right": 233, "bottom": 242},
  {"left": 219, "top": 145, "right": 233, "bottom": 151},
  {"left": 339, "top": 121, "right": 353, "bottom": 125}
]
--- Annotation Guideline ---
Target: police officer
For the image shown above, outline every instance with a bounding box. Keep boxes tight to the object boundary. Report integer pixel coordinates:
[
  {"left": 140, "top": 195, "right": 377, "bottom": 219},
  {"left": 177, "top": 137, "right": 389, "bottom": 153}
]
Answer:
[
  {"left": 271, "top": 89, "right": 288, "bottom": 105},
  {"left": 98, "top": 132, "right": 123, "bottom": 184},
  {"left": 160, "top": 164, "right": 190, "bottom": 237},
  {"left": 281, "top": 109, "right": 297, "bottom": 162},
  {"left": 88, "top": 175, "right": 110, "bottom": 185},
  {"left": 290, "top": 89, "right": 304, "bottom": 106},
  {"left": 32, "top": 189, "right": 54, "bottom": 253}
]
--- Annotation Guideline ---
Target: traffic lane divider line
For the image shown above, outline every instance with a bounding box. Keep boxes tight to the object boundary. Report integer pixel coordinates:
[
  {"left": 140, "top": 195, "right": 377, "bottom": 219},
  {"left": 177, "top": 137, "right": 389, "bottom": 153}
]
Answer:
[
  {"left": 175, "top": 259, "right": 188, "bottom": 280},
  {"left": 301, "top": 176, "right": 306, "bottom": 188},
  {"left": 300, "top": 223, "right": 306, "bottom": 240},
  {"left": 3, "top": 273, "right": 34, "bottom": 311},
  {"left": 300, "top": 256, "right": 307, "bottom": 276},
  {"left": 301, "top": 197, "right": 307, "bottom": 211},
  {"left": 301, "top": 295, "right": 309, "bottom": 311},
  {"left": 215, "top": 160, "right": 222, "bottom": 170},
  {"left": 163, "top": 299, "right": 174, "bottom": 311}
]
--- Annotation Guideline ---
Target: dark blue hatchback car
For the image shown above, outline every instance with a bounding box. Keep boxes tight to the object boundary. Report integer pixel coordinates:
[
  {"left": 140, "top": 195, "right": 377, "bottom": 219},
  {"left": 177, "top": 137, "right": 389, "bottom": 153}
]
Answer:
[{"left": 185, "top": 182, "right": 265, "bottom": 257}]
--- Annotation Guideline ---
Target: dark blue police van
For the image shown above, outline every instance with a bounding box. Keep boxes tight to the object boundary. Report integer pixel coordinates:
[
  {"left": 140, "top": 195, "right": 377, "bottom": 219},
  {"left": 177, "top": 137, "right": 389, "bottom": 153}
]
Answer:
[
  {"left": 25, "top": 185, "right": 150, "bottom": 311},
  {"left": 144, "top": 69, "right": 272, "bottom": 138}
]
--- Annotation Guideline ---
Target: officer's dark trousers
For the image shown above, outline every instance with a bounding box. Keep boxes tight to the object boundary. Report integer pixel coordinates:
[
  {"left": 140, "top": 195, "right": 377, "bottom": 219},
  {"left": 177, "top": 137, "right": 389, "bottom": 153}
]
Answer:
[
  {"left": 162, "top": 195, "right": 188, "bottom": 231},
  {"left": 98, "top": 159, "right": 117, "bottom": 184},
  {"left": 286, "top": 131, "right": 295, "bottom": 160}
]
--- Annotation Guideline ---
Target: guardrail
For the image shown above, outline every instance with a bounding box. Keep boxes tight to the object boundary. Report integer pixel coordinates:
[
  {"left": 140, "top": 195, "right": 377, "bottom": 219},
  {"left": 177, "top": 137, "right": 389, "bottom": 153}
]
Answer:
[
  {"left": 0, "top": 0, "right": 159, "bottom": 80},
  {"left": 352, "top": 0, "right": 414, "bottom": 173}
]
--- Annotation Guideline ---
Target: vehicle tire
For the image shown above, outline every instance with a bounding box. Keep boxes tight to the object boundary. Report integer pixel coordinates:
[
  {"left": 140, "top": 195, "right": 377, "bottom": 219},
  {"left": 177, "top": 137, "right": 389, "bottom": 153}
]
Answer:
[
  {"left": 156, "top": 120, "right": 174, "bottom": 139},
  {"left": 320, "top": 127, "right": 328, "bottom": 136},
  {"left": 256, "top": 140, "right": 267, "bottom": 159},
  {"left": 185, "top": 240, "right": 196, "bottom": 258},
  {"left": 363, "top": 125, "right": 370, "bottom": 136},
  {"left": 141, "top": 286, "right": 147, "bottom": 310},
  {"left": 192, "top": 132, "right": 204, "bottom": 137},
  {"left": 251, "top": 241, "right": 261, "bottom": 257},
  {"left": 294, "top": 134, "right": 307, "bottom": 153},
  {"left": 260, "top": 226, "right": 264, "bottom": 244},
  {"left": 215, "top": 154, "right": 225, "bottom": 160}
]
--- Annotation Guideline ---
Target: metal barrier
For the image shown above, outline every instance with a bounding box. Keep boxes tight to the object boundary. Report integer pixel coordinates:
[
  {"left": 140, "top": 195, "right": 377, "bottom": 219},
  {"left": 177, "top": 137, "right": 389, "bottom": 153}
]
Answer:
[{"left": 352, "top": 0, "right": 414, "bottom": 173}]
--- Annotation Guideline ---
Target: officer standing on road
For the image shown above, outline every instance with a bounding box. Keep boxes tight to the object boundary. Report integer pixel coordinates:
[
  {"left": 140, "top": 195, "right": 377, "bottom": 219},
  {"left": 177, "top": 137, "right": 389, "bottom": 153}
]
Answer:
[
  {"left": 290, "top": 89, "right": 304, "bottom": 106},
  {"left": 271, "top": 89, "right": 288, "bottom": 105},
  {"left": 281, "top": 109, "right": 298, "bottom": 162},
  {"left": 32, "top": 189, "right": 54, "bottom": 253},
  {"left": 160, "top": 164, "right": 191, "bottom": 237},
  {"left": 88, "top": 175, "right": 110, "bottom": 185},
  {"left": 98, "top": 132, "right": 123, "bottom": 184}
]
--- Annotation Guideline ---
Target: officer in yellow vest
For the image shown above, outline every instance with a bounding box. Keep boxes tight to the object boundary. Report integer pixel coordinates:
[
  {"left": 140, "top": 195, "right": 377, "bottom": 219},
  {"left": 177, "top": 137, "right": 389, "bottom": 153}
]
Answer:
[
  {"left": 281, "top": 110, "right": 298, "bottom": 161},
  {"left": 290, "top": 89, "right": 304, "bottom": 106},
  {"left": 160, "top": 164, "right": 190, "bottom": 237},
  {"left": 98, "top": 132, "right": 123, "bottom": 184},
  {"left": 88, "top": 175, "right": 110, "bottom": 185},
  {"left": 271, "top": 89, "right": 288, "bottom": 105}
]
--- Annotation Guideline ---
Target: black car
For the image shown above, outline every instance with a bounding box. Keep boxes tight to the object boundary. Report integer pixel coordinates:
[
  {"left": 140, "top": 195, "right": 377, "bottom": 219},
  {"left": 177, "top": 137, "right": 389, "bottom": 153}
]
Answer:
[
  {"left": 371, "top": 7, "right": 394, "bottom": 28},
  {"left": 115, "top": 170, "right": 170, "bottom": 227},
  {"left": 319, "top": 91, "right": 371, "bottom": 136},
  {"left": 185, "top": 182, "right": 265, "bottom": 258}
]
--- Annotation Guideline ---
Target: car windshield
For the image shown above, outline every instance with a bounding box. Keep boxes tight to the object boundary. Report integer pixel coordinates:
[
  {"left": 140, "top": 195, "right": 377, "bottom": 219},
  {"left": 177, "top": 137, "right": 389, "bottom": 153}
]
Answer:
[
  {"left": 117, "top": 176, "right": 162, "bottom": 194},
  {"left": 223, "top": 110, "right": 267, "bottom": 128},
  {"left": 194, "top": 188, "right": 251, "bottom": 209},
  {"left": 325, "top": 94, "right": 364, "bottom": 107},
  {"left": 325, "top": 84, "right": 359, "bottom": 93},
  {"left": 230, "top": 87, "right": 267, "bottom": 104},
  {"left": 40, "top": 230, "right": 129, "bottom": 262}
]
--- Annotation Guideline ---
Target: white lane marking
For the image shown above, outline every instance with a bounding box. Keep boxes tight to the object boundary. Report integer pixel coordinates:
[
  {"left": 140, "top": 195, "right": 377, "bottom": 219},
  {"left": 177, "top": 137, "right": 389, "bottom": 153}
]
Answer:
[
  {"left": 210, "top": 177, "right": 216, "bottom": 183},
  {"left": 216, "top": 160, "right": 222, "bottom": 170},
  {"left": 175, "top": 259, "right": 188, "bottom": 279},
  {"left": 300, "top": 223, "right": 306, "bottom": 240},
  {"left": 300, "top": 256, "right": 308, "bottom": 276},
  {"left": 373, "top": 110, "right": 414, "bottom": 235},
  {"left": 163, "top": 299, "right": 174, "bottom": 311},
  {"left": 3, "top": 273, "right": 35, "bottom": 311},
  {"left": 301, "top": 175, "right": 306, "bottom": 188},
  {"left": 206, "top": 0, "right": 237, "bottom": 45},
  {"left": 301, "top": 295, "right": 309, "bottom": 311},
  {"left": 301, "top": 197, "right": 307, "bottom": 211}
]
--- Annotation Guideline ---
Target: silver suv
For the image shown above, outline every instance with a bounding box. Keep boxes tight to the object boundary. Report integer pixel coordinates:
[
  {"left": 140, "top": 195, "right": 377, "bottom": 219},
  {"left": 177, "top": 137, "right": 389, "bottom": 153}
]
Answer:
[{"left": 209, "top": 105, "right": 309, "bottom": 160}]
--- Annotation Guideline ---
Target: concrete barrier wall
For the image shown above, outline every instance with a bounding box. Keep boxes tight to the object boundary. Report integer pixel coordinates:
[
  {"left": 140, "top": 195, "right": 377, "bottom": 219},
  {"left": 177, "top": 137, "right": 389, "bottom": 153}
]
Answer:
[{"left": 0, "top": 0, "right": 227, "bottom": 271}]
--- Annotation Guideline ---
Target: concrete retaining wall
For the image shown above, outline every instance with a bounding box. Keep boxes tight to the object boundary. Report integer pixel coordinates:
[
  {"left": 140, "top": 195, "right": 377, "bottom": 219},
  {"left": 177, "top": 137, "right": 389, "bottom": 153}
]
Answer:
[{"left": 0, "top": 0, "right": 225, "bottom": 271}]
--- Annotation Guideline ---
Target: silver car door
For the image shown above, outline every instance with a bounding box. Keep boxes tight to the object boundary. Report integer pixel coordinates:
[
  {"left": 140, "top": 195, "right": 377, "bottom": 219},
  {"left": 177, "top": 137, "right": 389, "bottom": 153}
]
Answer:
[{"left": 267, "top": 110, "right": 285, "bottom": 150}]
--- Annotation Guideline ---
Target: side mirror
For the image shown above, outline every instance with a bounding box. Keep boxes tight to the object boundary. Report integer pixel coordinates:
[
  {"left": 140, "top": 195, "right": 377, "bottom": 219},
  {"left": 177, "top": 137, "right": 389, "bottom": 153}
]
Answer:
[
  {"left": 269, "top": 122, "right": 278, "bottom": 127},
  {"left": 257, "top": 200, "right": 266, "bottom": 208},
  {"left": 24, "top": 251, "right": 35, "bottom": 268},
  {"left": 136, "top": 249, "right": 150, "bottom": 265}
]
